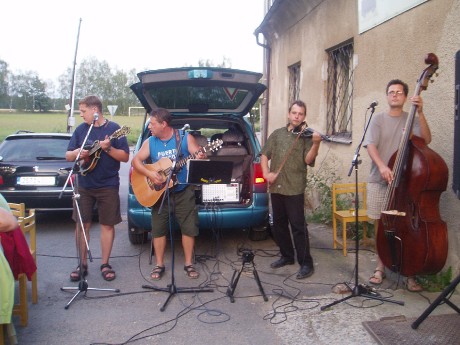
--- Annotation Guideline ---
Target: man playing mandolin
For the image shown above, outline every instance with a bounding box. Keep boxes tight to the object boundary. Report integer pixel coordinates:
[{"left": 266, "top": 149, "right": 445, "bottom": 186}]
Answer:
[
  {"left": 364, "top": 79, "right": 431, "bottom": 292},
  {"left": 66, "top": 95, "right": 130, "bottom": 282},
  {"left": 131, "top": 108, "right": 206, "bottom": 280}
]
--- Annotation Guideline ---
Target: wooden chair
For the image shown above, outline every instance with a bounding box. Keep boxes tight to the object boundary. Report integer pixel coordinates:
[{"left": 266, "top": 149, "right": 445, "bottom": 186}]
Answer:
[
  {"left": 7, "top": 202, "right": 25, "bottom": 220},
  {"left": 12, "top": 209, "right": 37, "bottom": 327},
  {"left": 332, "top": 183, "right": 369, "bottom": 256}
]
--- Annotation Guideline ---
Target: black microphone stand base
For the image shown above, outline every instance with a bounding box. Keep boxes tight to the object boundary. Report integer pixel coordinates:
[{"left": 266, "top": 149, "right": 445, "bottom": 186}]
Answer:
[
  {"left": 61, "top": 280, "right": 120, "bottom": 310},
  {"left": 320, "top": 283, "right": 404, "bottom": 311},
  {"left": 142, "top": 283, "right": 213, "bottom": 312}
]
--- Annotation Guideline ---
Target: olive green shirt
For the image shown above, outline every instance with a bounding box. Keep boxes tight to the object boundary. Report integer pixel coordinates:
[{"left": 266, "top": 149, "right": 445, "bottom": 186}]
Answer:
[{"left": 261, "top": 126, "right": 314, "bottom": 195}]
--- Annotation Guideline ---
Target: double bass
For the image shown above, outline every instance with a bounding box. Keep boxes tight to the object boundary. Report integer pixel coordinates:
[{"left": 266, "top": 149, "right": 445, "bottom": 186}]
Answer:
[{"left": 376, "top": 53, "right": 448, "bottom": 277}]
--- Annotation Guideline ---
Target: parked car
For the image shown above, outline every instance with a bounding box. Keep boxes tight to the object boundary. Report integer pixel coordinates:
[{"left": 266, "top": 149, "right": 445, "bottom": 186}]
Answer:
[
  {"left": 127, "top": 67, "right": 269, "bottom": 244},
  {"left": 0, "top": 131, "right": 74, "bottom": 210}
]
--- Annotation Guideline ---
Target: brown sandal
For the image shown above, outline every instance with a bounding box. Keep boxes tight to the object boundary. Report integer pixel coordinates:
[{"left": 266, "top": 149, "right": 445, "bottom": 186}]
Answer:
[
  {"left": 70, "top": 264, "right": 88, "bottom": 282},
  {"left": 369, "top": 269, "right": 385, "bottom": 285},
  {"left": 100, "top": 263, "right": 116, "bottom": 281},
  {"left": 184, "top": 265, "right": 199, "bottom": 279},
  {"left": 150, "top": 265, "right": 165, "bottom": 280}
]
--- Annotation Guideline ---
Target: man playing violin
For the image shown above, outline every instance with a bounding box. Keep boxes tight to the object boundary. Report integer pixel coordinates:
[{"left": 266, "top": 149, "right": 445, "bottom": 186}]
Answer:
[
  {"left": 364, "top": 79, "right": 431, "bottom": 292},
  {"left": 260, "top": 100, "right": 322, "bottom": 279}
]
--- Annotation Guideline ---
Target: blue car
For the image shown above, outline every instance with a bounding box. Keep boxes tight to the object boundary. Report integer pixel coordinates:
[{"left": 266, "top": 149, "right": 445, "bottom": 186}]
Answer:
[{"left": 127, "top": 67, "right": 269, "bottom": 244}]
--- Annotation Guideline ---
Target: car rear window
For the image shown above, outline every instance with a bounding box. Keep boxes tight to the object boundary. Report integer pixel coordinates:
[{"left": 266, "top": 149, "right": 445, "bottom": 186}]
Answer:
[
  {"left": 147, "top": 86, "right": 250, "bottom": 111},
  {"left": 0, "top": 136, "right": 69, "bottom": 161}
]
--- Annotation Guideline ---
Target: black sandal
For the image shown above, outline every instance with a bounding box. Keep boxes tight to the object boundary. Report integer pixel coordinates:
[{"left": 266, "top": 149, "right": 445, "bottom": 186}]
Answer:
[
  {"left": 100, "top": 263, "right": 116, "bottom": 281},
  {"left": 70, "top": 264, "right": 88, "bottom": 282},
  {"left": 150, "top": 265, "right": 165, "bottom": 280},
  {"left": 184, "top": 265, "right": 199, "bottom": 279}
]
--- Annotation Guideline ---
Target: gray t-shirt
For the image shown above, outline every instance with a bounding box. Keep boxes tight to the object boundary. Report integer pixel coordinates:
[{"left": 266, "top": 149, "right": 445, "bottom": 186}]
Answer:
[{"left": 363, "top": 111, "right": 421, "bottom": 183}]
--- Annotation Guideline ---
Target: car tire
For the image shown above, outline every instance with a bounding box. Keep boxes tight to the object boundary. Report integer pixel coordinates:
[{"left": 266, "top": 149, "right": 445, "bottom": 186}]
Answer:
[{"left": 128, "top": 224, "right": 149, "bottom": 245}]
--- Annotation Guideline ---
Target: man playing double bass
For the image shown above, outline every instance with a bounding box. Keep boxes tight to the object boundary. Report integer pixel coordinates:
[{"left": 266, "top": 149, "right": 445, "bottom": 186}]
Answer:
[{"left": 364, "top": 79, "right": 431, "bottom": 292}]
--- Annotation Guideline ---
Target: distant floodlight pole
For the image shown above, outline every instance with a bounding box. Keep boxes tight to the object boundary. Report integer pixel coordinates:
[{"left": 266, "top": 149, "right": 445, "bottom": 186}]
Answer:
[{"left": 67, "top": 18, "right": 82, "bottom": 133}]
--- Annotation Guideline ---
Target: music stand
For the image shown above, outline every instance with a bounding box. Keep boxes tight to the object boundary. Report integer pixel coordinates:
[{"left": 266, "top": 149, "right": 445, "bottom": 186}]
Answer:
[{"left": 187, "top": 159, "right": 233, "bottom": 184}]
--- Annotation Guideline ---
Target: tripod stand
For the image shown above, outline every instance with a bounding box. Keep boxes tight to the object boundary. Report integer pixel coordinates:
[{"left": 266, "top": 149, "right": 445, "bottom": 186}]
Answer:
[
  {"left": 411, "top": 273, "right": 460, "bottom": 329},
  {"left": 226, "top": 249, "right": 268, "bottom": 303},
  {"left": 60, "top": 116, "right": 120, "bottom": 309},
  {"left": 142, "top": 129, "right": 213, "bottom": 312},
  {"left": 321, "top": 105, "right": 403, "bottom": 311}
]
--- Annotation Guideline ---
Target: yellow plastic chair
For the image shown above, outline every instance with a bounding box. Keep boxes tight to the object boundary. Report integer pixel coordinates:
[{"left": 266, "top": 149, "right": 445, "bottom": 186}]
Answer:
[
  {"left": 7, "top": 202, "right": 25, "bottom": 220},
  {"left": 11, "top": 209, "right": 37, "bottom": 327},
  {"left": 332, "top": 183, "right": 369, "bottom": 256}
]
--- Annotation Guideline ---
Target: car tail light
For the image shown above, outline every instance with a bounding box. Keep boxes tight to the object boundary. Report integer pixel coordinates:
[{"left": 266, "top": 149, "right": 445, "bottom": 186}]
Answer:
[
  {"left": 0, "top": 175, "right": 3, "bottom": 185},
  {"left": 253, "top": 163, "right": 265, "bottom": 184}
]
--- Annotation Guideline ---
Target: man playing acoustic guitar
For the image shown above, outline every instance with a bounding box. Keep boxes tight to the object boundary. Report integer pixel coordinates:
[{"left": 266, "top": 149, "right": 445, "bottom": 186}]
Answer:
[
  {"left": 131, "top": 108, "right": 207, "bottom": 280},
  {"left": 66, "top": 95, "right": 129, "bottom": 282}
]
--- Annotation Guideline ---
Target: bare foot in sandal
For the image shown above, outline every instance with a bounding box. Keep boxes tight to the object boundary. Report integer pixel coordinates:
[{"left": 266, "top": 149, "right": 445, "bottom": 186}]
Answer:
[
  {"left": 407, "top": 276, "right": 423, "bottom": 292},
  {"left": 369, "top": 268, "right": 385, "bottom": 285},
  {"left": 184, "top": 264, "right": 199, "bottom": 279},
  {"left": 150, "top": 265, "right": 165, "bottom": 280}
]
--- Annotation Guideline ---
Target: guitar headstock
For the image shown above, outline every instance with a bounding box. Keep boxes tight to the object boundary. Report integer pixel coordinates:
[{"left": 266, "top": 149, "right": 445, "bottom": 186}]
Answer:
[
  {"left": 112, "top": 126, "right": 131, "bottom": 139},
  {"left": 207, "top": 139, "right": 223, "bottom": 152}
]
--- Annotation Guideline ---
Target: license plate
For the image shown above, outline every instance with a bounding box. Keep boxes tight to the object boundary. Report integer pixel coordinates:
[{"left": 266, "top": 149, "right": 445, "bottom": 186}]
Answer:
[{"left": 17, "top": 176, "right": 56, "bottom": 186}]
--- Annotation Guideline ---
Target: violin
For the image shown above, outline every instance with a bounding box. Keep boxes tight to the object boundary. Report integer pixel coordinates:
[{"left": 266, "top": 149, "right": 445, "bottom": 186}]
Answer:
[{"left": 291, "top": 122, "right": 351, "bottom": 144}]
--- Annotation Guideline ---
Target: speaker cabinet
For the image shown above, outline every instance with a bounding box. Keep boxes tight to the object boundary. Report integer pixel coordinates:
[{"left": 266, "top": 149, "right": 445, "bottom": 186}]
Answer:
[{"left": 453, "top": 50, "right": 460, "bottom": 199}]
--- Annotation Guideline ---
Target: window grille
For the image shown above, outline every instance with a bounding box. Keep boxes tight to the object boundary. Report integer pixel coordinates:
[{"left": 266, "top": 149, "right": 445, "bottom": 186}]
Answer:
[
  {"left": 326, "top": 42, "right": 354, "bottom": 138},
  {"left": 289, "top": 62, "right": 301, "bottom": 106}
]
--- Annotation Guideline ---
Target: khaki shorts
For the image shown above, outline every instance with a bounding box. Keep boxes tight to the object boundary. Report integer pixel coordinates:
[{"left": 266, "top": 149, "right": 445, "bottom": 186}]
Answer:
[
  {"left": 72, "top": 187, "right": 122, "bottom": 225},
  {"left": 366, "top": 182, "right": 387, "bottom": 220},
  {"left": 151, "top": 186, "right": 199, "bottom": 238}
]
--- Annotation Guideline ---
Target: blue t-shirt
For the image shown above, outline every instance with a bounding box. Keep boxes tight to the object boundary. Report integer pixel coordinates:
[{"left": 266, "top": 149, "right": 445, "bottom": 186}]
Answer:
[
  {"left": 148, "top": 130, "right": 190, "bottom": 192},
  {"left": 67, "top": 120, "right": 129, "bottom": 189}
]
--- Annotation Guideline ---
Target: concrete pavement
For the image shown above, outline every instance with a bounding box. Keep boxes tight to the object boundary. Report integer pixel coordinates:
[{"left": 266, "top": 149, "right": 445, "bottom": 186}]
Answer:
[{"left": 8, "top": 214, "right": 460, "bottom": 345}]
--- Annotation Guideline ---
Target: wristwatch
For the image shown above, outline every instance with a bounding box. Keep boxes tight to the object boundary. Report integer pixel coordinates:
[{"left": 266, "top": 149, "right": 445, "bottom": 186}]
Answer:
[{"left": 105, "top": 146, "right": 112, "bottom": 153}]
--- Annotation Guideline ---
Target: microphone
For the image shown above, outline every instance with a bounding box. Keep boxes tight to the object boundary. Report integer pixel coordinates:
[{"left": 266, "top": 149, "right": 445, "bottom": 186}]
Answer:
[
  {"left": 180, "top": 124, "right": 190, "bottom": 131},
  {"left": 367, "top": 101, "right": 378, "bottom": 109},
  {"left": 93, "top": 112, "right": 99, "bottom": 121}
]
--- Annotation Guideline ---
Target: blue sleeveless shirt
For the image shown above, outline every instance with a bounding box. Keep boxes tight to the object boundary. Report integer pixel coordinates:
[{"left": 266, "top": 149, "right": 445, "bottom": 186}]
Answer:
[{"left": 148, "top": 130, "right": 190, "bottom": 192}]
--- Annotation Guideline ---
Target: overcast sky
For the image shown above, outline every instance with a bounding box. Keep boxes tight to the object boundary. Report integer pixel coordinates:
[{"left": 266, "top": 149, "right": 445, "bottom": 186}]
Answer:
[{"left": 0, "top": 0, "right": 265, "bottom": 83}]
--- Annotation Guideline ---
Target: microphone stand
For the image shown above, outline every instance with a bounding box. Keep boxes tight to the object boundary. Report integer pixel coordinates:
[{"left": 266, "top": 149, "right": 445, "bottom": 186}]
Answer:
[
  {"left": 60, "top": 116, "right": 120, "bottom": 309},
  {"left": 142, "top": 128, "right": 213, "bottom": 312},
  {"left": 321, "top": 105, "right": 403, "bottom": 311}
]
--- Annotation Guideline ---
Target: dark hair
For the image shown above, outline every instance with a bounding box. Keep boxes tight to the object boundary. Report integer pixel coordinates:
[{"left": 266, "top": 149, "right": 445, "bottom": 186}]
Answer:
[
  {"left": 150, "top": 108, "right": 172, "bottom": 125},
  {"left": 289, "top": 100, "right": 307, "bottom": 113},
  {"left": 79, "top": 95, "right": 103, "bottom": 113},
  {"left": 386, "top": 79, "right": 409, "bottom": 96}
]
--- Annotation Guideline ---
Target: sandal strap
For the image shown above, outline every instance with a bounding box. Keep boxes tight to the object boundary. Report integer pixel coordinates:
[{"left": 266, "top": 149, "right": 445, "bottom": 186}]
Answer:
[
  {"left": 100, "top": 263, "right": 112, "bottom": 271},
  {"left": 151, "top": 265, "right": 165, "bottom": 273}
]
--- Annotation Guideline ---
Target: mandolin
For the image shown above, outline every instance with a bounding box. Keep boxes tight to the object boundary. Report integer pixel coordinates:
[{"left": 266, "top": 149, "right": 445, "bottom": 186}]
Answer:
[{"left": 80, "top": 125, "right": 130, "bottom": 176}]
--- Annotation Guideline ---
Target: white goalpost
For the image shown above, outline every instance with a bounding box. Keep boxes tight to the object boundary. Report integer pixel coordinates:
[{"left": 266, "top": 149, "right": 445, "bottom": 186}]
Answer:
[{"left": 128, "top": 107, "right": 146, "bottom": 117}]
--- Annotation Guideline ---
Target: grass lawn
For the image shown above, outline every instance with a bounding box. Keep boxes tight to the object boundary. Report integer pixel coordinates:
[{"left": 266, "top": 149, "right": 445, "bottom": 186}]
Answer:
[{"left": 0, "top": 112, "right": 147, "bottom": 145}]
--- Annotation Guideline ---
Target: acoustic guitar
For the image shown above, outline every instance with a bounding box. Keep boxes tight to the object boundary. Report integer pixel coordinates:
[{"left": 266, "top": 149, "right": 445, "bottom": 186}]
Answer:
[
  {"left": 131, "top": 139, "right": 223, "bottom": 207},
  {"left": 80, "top": 125, "right": 131, "bottom": 176}
]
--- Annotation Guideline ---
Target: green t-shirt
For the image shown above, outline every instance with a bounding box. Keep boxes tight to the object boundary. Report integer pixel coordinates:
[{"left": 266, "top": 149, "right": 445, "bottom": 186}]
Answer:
[{"left": 261, "top": 126, "right": 314, "bottom": 195}]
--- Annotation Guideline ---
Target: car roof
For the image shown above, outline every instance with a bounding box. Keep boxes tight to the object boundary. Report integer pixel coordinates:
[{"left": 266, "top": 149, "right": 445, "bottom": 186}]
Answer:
[
  {"left": 130, "top": 67, "right": 266, "bottom": 117},
  {"left": 4, "top": 132, "right": 72, "bottom": 140}
]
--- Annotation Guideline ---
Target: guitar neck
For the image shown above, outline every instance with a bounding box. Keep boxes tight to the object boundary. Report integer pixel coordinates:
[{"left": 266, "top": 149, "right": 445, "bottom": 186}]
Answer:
[{"left": 176, "top": 148, "right": 203, "bottom": 169}]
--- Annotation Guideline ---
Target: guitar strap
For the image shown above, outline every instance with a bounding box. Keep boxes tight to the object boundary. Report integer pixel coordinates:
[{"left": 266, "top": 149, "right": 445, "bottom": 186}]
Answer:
[{"left": 174, "top": 129, "right": 184, "bottom": 172}]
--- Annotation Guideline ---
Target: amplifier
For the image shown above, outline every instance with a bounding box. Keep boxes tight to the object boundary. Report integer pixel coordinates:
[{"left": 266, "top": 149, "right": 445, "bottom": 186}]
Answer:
[{"left": 202, "top": 183, "right": 240, "bottom": 203}]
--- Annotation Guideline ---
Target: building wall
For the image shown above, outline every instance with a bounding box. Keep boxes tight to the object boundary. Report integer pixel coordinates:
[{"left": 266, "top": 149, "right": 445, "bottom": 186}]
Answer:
[{"left": 258, "top": 0, "right": 460, "bottom": 271}]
